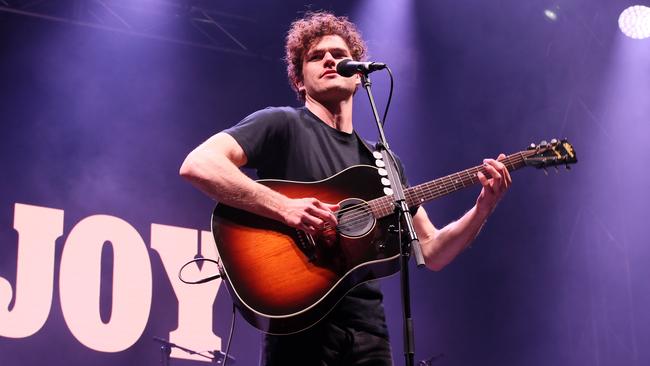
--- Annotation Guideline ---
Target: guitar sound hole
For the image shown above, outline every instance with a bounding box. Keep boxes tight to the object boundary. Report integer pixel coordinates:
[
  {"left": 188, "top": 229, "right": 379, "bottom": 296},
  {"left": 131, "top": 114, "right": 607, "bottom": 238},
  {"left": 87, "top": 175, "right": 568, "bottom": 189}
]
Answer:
[{"left": 336, "top": 198, "right": 375, "bottom": 238}]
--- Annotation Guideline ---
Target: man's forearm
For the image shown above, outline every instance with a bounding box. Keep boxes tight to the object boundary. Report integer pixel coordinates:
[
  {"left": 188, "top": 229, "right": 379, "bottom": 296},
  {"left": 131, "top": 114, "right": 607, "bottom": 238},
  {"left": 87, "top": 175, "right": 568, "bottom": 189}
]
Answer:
[
  {"left": 180, "top": 152, "right": 287, "bottom": 223},
  {"left": 422, "top": 205, "right": 489, "bottom": 270}
]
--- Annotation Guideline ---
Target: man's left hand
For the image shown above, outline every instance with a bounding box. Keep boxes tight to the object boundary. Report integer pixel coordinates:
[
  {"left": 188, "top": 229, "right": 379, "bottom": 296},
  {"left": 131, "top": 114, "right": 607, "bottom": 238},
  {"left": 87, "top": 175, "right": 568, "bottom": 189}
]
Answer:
[{"left": 476, "top": 154, "right": 512, "bottom": 216}]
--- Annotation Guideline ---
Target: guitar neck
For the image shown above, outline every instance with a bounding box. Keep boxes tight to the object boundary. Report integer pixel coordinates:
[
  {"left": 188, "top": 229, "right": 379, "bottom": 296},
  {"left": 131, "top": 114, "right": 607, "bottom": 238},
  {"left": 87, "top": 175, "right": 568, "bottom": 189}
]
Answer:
[{"left": 368, "top": 150, "right": 534, "bottom": 218}]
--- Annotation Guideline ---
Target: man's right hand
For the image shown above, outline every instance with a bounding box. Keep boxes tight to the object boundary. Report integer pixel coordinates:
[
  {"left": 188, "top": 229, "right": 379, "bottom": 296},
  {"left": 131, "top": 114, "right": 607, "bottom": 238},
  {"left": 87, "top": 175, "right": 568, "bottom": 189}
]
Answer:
[{"left": 281, "top": 198, "right": 339, "bottom": 235}]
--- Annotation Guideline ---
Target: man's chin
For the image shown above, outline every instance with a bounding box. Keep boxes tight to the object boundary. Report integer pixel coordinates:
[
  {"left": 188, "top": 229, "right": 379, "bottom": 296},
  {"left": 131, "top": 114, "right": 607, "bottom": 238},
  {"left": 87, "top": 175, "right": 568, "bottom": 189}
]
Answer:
[{"left": 310, "top": 86, "right": 355, "bottom": 103}]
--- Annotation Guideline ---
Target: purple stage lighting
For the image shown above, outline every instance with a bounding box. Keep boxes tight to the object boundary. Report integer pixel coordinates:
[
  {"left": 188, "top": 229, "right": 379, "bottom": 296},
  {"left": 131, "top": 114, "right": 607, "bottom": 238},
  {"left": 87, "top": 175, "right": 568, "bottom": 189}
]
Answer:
[{"left": 618, "top": 5, "right": 650, "bottom": 39}]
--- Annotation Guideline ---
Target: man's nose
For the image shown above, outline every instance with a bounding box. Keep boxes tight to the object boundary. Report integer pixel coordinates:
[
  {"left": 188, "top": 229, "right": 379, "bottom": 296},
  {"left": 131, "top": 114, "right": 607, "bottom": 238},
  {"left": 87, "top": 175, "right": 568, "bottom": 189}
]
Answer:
[{"left": 323, "top": 52, "right": 336, "bottom": 65}]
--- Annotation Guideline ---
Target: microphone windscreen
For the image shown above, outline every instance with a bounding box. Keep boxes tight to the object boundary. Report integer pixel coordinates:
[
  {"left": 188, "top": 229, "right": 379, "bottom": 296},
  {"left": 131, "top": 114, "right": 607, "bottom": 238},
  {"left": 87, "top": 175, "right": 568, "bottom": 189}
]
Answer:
[{"left": 336, "top": 59, "right": 357, "bottom": 77}]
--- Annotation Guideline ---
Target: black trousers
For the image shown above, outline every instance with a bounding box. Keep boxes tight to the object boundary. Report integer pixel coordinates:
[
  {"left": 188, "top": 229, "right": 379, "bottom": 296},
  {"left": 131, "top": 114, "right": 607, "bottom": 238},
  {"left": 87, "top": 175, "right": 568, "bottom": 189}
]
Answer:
[{"left": 261, "top": 321, "right": 393, "bottom": 366}]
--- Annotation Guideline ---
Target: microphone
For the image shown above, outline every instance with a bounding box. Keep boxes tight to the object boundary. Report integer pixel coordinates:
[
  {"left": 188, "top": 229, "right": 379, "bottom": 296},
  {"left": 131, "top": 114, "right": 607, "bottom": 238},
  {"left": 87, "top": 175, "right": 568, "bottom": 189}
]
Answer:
[{"left": 336, "top": 59, "right": 386, "bottom": 77}]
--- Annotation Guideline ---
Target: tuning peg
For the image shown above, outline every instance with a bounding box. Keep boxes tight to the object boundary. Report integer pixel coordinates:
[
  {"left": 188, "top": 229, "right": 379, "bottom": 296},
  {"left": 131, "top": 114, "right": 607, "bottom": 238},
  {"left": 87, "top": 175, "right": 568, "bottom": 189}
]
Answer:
[
  {"left": 540, "top": 140, "right": 548, "bottom": 147},
  {"left": 551, "top": 138, "right": 558, "bottom": 144},
  {"left": 528, "top": 143, "right": 536, "bottom": 150}
]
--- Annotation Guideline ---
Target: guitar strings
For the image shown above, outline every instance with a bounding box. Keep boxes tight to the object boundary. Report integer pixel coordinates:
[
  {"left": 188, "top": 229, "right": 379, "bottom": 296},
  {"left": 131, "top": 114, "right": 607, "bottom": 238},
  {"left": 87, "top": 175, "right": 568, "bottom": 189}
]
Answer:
[
  {"left": 317, "top": 153, "right": 528, "bottom": 233},
  {"left": 341, "top": 147, "right": 566, "bottom": 230},
  {"left": 332, "top": 144, "right": 556, "bottom": 228},
  {"left": 325, "top": 146, "right": 568, "bottom": 235},
  {"left": 322, "top": 157, "right": 518, "bottom": 231}
]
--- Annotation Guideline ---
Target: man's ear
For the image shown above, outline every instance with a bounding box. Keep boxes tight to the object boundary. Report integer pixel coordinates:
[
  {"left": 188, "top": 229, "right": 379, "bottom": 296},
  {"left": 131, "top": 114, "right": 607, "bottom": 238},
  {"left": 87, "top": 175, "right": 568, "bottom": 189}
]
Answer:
[{"left": 296, "top": 80, "right": 305, "bottom": 92}]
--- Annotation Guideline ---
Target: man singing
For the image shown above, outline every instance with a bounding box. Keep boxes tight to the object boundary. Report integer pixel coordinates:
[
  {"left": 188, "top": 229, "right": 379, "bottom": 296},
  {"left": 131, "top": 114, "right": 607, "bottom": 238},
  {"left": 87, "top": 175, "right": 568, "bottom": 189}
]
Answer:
[{"left": 180, "top": 11, "right": 511, "bottom": 366}]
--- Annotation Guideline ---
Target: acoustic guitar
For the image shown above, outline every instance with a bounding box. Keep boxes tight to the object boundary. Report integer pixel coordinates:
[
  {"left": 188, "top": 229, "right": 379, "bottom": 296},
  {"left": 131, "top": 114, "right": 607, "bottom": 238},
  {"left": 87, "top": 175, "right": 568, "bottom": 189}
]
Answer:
[{"left": 211, "top": 139, "right": 577, "bottom": 334}]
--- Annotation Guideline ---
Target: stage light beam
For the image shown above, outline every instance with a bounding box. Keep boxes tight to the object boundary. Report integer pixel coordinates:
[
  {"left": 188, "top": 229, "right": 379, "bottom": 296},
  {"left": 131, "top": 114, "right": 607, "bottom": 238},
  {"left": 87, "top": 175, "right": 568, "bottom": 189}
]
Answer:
[{"left": 618, "top": 5, "right": 650, "bottom": 40}]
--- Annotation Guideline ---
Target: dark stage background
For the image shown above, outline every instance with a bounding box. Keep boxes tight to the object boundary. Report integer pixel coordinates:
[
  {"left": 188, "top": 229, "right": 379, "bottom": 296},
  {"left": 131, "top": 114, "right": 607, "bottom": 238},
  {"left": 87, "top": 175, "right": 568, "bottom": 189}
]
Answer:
[{"left": 1, "top": 1, "right": 649, "bottom": 365}]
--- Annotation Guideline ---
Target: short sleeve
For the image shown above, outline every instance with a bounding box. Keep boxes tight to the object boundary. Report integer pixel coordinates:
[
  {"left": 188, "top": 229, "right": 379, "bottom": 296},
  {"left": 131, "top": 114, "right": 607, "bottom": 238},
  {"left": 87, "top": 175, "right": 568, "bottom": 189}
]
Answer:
[{"left": 222, "top": 107, "right": 292, "bottom": 169}]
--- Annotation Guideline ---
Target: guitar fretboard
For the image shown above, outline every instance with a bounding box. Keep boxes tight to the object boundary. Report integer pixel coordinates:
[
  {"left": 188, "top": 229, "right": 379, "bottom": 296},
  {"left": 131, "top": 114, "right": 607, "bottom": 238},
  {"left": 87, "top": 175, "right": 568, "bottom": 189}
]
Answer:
[{"left": 367, "top": 150, "right": 534, "bottom": 218}]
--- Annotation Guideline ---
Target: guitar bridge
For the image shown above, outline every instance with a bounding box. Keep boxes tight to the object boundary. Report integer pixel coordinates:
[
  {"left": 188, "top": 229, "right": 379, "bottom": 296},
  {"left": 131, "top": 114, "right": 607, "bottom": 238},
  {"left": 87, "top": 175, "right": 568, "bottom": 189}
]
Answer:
[{"left": 295, "top": 229, "right": 317, "bottom": 262}]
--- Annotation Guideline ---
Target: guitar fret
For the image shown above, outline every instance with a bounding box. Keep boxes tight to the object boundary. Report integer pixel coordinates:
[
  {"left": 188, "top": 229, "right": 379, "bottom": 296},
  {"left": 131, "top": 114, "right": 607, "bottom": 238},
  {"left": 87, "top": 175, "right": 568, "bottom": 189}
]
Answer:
[
  {"left": 440, "top": 176, "right": 451, "bottom": 195},
  {"left": 450, "top": 174, "right": 458, "bottom": 190},
  {"left": 466, "top": 169, "right": 475, "bottom": 184},
  {"left": 419, "top": 184, "right": 426, "bottom": 203},
  {"left": 434, "top": 178, "right": 447, "bottom": 199},
  {"left": 444, "top": 175, "right": 454, "bottom": 191},
  {"left": 447, "top": 174, "right": 456, "bottom": 191},
  {"left": 518, "top": 152, "right": 526, "bottom": 169},
  {"left": 443, "top": 177, "right": 450, "bottom": 190},
  {"left": 455, "top": 172, "right": 465, "bottom": 188}
]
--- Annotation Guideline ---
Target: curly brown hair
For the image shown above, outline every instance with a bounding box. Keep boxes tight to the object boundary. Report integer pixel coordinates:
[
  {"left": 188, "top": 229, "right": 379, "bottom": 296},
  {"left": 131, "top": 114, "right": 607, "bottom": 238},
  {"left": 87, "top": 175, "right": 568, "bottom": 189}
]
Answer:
[{"left": 285, "top": 11, "right": 367, "bottom": 100}]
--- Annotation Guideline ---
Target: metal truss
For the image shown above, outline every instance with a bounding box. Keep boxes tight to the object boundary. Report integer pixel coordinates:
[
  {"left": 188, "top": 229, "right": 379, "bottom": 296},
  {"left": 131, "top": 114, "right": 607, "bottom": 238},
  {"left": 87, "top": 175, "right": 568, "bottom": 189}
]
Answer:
[{"left": 0, "top": 0, "right": 261, "bottom": 57}]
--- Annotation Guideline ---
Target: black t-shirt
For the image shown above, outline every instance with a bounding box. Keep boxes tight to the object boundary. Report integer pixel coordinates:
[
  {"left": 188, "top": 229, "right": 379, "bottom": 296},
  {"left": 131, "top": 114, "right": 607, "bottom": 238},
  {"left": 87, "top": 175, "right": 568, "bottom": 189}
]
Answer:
[{"left": 224, "top": 106, "right": 404, "bottom": 338}]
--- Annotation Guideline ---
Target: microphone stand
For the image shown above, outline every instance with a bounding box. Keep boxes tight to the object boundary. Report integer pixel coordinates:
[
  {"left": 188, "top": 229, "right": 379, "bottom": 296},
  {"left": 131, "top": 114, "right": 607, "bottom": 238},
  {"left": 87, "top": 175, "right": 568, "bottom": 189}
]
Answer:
[
  {"left": 153, "top": 337, "right": 235, "bottom": 365},
  {"left": 360, "top": 72, "right": 425, "bottom": 366}
]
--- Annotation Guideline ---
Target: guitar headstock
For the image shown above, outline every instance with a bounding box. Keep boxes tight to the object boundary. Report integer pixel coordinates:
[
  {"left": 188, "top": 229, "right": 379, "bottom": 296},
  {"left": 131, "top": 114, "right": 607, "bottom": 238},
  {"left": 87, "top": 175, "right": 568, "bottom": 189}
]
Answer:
[{"left": 524, "top": 138, "right": 577, "bottom": 169}]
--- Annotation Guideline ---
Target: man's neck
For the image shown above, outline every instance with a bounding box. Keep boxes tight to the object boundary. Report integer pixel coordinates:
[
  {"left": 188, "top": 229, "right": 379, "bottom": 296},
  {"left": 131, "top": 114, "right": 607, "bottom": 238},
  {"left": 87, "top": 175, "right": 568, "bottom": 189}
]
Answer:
[{"left": 304, "top": 95, "right": 354, "bottom": 133}]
